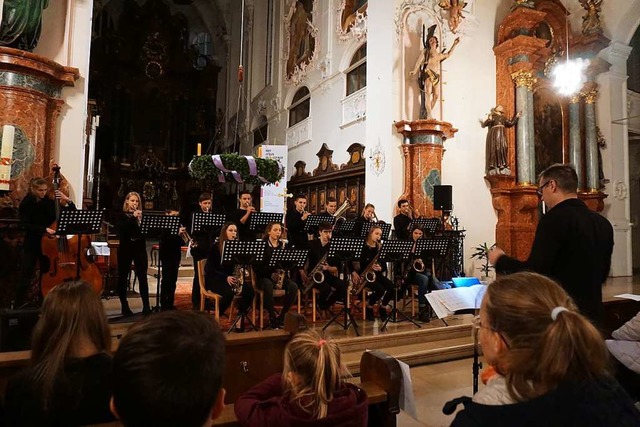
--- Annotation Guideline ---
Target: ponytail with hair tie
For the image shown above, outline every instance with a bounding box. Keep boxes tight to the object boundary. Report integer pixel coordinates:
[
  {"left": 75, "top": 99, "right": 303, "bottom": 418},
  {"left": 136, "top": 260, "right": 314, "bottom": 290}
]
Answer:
[{"left": 551, "top": 306, "right": 568, "bottom": 321}]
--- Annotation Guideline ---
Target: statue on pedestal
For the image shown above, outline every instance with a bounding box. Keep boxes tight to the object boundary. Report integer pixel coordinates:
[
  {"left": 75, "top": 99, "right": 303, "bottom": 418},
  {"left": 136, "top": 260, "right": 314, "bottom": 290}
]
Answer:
[
  {"left": 409, "top": 24, "right": 459, "bottom": 120},
  {"left": 480, "top": 105, "right": 520, "bottom": 175},
  {"left": 0, "top": 0, "right": 49, "bottom": 51}
]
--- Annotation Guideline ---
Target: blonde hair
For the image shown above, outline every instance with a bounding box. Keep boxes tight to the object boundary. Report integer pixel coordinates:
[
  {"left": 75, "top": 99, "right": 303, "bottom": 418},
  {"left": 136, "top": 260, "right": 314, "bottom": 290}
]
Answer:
[
  {"left": 30, "top": 281, "right": 111, "bottom": 409},
  {"left": 122, "top": 191, "right": 141, "bottom": 212},
  {"left": 30, "top": 177, "right": 48, "bottom": 195},
  {"left": 484, "top": 272, "right": 610, "bottom": 401},
  {"left": 283, "top": 330, "right": 346, "bottom": 419}
]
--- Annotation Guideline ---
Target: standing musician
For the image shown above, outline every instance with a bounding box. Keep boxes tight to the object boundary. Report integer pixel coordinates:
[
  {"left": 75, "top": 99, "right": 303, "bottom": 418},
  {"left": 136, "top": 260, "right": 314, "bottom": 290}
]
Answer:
[
  {"left": 116, "top": 192, "right": 150, "bottom": 316},
  {"left": 320, "top": 196, "right": 338, "bottom": 218},
  {"left": 284, "top": 194, "right": 310, "bottom": 249},
  {"left": 354, "top": 203, "right": 377, "bottom": 237},
  {"left": 303, "top": 222, "right": 346, "bottom": 319},
  {"left": 394, "top": 199, "right": 414, "bottom": 240},
  {"left": 204, "top": 222, "right": 254, "bottom": 323},
  {"left": 17, "top": 177, "right": 76, "bottom": 306},
  {"left": 190, "top": 192, "right": 213, "bottom": 309},
  {"left": 159, "top": 208, "right": 187, "bottom": 311},
  {"left": 229, "top": 190, "right": 256, "bottom": 241},
  {"left": 255, "top": 222, "right": 299, "bottom": 329},
  {"left": 351, "top": 224, "right": 394, "bottom": 320}
]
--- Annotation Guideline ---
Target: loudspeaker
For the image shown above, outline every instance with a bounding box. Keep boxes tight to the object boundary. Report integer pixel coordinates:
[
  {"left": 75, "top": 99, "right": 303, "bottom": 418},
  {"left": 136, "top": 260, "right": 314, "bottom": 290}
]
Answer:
[
  {"left": 0, "top": 308, "right": 40, "bottom": 352},
  {"left": 433, "top": 185, "right": 453, "bottom": 211}
]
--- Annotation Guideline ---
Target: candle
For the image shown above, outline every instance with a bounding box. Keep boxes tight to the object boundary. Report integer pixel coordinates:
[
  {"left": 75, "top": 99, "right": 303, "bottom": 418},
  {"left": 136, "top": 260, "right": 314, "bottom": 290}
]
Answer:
[
  {"left": 0, "top": 124, "right": 15, "bottom": 190},
  {"left": 98, "top": 158, "right": 102, "bottom": 174},
  {"left": 197, "top": 143, "right": 202, "bottom": 156}
]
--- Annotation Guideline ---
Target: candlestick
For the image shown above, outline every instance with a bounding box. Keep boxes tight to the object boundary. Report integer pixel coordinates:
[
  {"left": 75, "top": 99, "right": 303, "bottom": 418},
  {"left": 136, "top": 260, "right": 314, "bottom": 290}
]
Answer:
[
  {"left": 197, "top": 143, "right": 202, "bottom": 156},
  {"left": 98, "top": 158, "right": 102, "bottom": 174}
]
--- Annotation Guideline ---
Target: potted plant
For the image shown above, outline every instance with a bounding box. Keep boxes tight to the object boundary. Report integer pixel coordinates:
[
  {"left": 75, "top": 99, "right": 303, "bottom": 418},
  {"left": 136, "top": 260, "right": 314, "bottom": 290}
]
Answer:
[{"left": 470, "top": 242, "right": 493, "bottom": 279}]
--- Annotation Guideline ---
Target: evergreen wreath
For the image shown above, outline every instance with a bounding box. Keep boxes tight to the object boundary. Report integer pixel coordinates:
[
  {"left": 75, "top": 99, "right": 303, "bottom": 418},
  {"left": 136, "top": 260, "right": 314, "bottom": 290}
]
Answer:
[{"left": 188, "top": 153, "right": 284, "bottom": 185}]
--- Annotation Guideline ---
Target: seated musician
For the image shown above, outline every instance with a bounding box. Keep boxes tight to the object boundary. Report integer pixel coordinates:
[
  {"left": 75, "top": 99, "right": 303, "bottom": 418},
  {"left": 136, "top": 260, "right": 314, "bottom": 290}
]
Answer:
[
  {"left": 17, "top": 177, "right": 76, "bottom": 307},
  {"left": 229, "top": 190, "right": 256, "bottom": 241},
  {"left": 159, "top": 207, "right": 187, "bottom": 311},
  {"left": 256, "top": 222, "right": 299, "bottom": 329},
  {"left": 204, "top": 221, "right": 255, "bottom": 325},
  {"left": 393, "top": 199, "right": 414, "bottom": 240},
  {"left": 404, "top": 225, "right": 432, "bottom": 322},
  {"left": 353, "top": 203, "right": 377, "bottom": 238},
  {"left": 285, "top": 194, "right": 310, "bottom": 249},
  {"left": 303, "top": 222, "right": 347, "bottom": 319},
  {"left": 190, "top": 192, "right": 213, "bottom": 310},
  {"left": 351, "top": 224, "right": 394, "bottom": 320}
]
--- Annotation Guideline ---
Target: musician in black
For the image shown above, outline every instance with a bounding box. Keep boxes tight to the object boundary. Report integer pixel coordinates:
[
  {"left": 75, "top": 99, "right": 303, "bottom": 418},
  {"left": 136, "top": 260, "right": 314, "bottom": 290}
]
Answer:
[
  {"left": 158, "top": 208, "right": 186, "bottom": 311},
  {"left": 308, "top": 196, "right": 337, "bottom": 237},
  {"left": 17, "top": 177, "right": 75, "bottom": 306},
  {"left": 229, "top": 191, "right": 256, "bottom": 241},
  {"left": 403, "top": 225, "right": 432, "bottom": 322},
  {"left": 354, "top": 203, "right": 377, "bottom": 237},
  {"left": 351, "top": 224, "right": 394, "bottom": 320},
  {"left": 116, "top": 192, "right": 150, "bottom": 316},
  {"left": 189, "top": 192, "right": 213, "bottom": 309},
  {"left": 255, "top": 222, "right": 299, "bottom": 329},
  {"left": 204, "top": 222, "right": 254, "bottom": 324},
  {"left": 303, "top": 222, "right": 346, "bottom": 319},
  {"left": 284, "top": 194, "right": 310, "bottom": 249},
  {"left": 393, "top": 199, "right": 413, "bottom": 240}
]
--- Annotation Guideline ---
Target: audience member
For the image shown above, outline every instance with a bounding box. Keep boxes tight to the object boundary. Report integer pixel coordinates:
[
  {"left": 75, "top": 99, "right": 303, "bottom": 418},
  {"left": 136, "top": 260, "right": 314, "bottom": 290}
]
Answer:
[
  {"left": 111, "top": 311, "right": 226, "bottom": 427},
  {"left": 445, "top": 272, "right": 640, "bottom": 426},
  {"left": 3, "top": 281, "right": 114, "bottom": 426},
  {"left": 235, "top": 330, "right": 368, "bottom": 426},
  {"left": 606, "top": 310, "right": 640, "bottom": 403}
]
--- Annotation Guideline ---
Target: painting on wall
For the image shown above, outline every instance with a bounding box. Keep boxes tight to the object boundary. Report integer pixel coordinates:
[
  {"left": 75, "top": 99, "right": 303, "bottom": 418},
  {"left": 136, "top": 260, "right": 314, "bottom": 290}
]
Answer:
[
  {"left": 533, "top": 87, "right": 565, "bottom": 177},
  {"left": 285, "top": 0, "right": 317, "bottom": 80}
]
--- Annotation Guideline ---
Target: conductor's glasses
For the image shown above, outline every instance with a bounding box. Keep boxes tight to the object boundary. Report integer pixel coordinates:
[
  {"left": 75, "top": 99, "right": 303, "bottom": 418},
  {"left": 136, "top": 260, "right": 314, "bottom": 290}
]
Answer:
[{"left": 536, "top": 180, "right": 552, "bottom": 196}]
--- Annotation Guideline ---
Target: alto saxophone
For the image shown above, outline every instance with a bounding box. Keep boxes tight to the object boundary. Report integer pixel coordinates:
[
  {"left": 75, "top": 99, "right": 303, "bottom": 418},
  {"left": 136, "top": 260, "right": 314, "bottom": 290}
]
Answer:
[
  {"left": 302, "top": 252, "right": 328, "bottom": 294},
  {"left": 352, "top": 244, "right": 381, "bottom": 296},
  {"left": 273, "top": 269, "right": 286, "bottom": 290},
  {"left": 231, "top": 264, "right": 249, "bottom": 295}
]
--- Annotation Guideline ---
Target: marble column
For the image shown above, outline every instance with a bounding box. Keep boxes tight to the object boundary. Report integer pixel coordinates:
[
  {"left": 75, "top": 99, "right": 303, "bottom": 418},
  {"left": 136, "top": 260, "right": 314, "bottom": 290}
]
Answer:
[
  {"left": 511, "top": 70, "right": 537, "bottom": 185},
  {"left": 568, "top": 94, "right": 584, "bottom": 190},
  {"left": 583, "top": 88, "right": 599, "bottom": 192}
]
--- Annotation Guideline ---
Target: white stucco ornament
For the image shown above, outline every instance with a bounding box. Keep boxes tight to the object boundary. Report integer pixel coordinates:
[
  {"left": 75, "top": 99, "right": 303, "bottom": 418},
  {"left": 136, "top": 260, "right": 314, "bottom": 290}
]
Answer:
[{"left": 370, "top": 147, "right": 386, "bottom": 176}]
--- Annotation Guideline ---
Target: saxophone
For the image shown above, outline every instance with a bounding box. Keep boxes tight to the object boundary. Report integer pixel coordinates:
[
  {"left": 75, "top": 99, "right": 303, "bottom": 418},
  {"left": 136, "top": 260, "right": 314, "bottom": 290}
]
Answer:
[
  {"left": 273, "top": 269, "right": 286, "bottom": 289},
  {"left": 302, "top": 252, "right": 328, "bottom": 294},
  {"left": 351, "top": 244, "right": 381, "bottom": 296},
  {"left": 231, "top": 264, "right": 250, "bottom": 295}
]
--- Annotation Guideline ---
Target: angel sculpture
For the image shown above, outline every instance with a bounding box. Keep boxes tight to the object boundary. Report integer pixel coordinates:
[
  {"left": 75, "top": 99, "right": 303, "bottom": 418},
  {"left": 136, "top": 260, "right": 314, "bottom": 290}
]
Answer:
[
  {"left": 579, "top": 0, "right": 604, "bottom": 36},
  {"left": 409, "top": 24, "right": 460, "bottom": 120},
  {"left": 438, "top": 0, "right": 467, "bottom": 34}
]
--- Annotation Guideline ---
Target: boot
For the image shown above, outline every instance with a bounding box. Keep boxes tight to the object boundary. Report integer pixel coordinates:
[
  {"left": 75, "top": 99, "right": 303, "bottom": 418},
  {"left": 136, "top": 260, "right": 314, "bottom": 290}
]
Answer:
[{"left": 121, "top": 301, "right": 134, "bottom": 317}]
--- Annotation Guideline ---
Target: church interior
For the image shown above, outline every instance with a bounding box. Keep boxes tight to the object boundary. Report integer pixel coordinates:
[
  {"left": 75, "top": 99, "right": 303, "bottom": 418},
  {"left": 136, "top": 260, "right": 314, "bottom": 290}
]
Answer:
[{"left": 1, "top": 0, "right": 640, "bottom": 425}]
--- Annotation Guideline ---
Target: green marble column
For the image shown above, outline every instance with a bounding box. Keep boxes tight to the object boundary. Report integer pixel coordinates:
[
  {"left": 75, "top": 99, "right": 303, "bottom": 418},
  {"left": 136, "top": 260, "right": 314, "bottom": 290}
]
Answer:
[
  {"left": 512, "top": 70, "right": 537, "bottom": 185},
  {"left": 583, "top": 89, "right": 599, "bottom": 192},
  {"left": 568, "top": 94, "right": 583, "bottom": 190}
]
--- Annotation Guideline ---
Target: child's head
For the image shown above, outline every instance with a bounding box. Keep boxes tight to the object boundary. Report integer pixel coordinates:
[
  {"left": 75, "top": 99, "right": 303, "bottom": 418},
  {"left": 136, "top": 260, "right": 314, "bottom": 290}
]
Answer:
[{"left": 283, "top": 330, "right": 345, "bottom": 419}]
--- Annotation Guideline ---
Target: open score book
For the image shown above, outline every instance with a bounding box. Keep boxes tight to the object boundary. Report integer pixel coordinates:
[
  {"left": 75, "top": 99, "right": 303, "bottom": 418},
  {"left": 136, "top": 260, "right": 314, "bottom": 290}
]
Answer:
[{"left": 425, "top": 284, "right": 487, "bottom": 319}]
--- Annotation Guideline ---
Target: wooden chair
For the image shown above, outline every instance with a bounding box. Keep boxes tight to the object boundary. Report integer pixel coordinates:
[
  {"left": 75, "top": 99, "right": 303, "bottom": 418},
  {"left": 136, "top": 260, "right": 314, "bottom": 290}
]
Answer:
[
  {"left": 254, "top": 282, "right": 302, "bottom": 329},
  {"left": 196, "top": 259, "right": 222, "bottom": 322},
  {"left": 311, "top": 285, "right": 366, "bottom": 322}
]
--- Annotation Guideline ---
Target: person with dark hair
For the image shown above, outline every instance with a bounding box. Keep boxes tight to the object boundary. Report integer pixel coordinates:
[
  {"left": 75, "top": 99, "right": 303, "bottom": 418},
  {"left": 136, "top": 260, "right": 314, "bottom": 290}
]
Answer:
[
  {"left": 17, "top": 177, "right": 76, "bottom": 306},
  {"left": 235, "top": 330, "right": 368, "bottom": 426},
  {"left": 285, "top": 194, "right": 310, "bottom": 249},
  {"left": 116, "top": 191, "right": 150, "bottom": 316},
  {"left": 111, "top": 311, "right": 226, "bottom": 427},
  {"left": 159, "top": 208, "right": 187, "bottom": 311},
  {"left": 304, "top": 222, "right": 347, "bottom": 318},
  {"left": 229, "top": 190, "right": 256, "bottom": 241},
  {"left": 393, "top": 199, "right": 414, "bottom": 240},
  {"left": 3, "top": 281, "right": 114, "bottom": 426},
  {"left": 488, "top": 163, "right": 614, "bottom": 324},
  {"left": 190, "top": 192, "right": 214, "bottom": 309},
  {"left": 445, "top": 272, "right": 640, "bottom": 426},
  {"left": 205, "top": 222, "right": 255, "bottom": 324}
]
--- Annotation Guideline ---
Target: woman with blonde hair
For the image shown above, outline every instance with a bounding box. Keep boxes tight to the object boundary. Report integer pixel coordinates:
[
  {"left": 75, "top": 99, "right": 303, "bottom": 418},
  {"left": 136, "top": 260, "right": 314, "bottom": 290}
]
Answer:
[
  {"left": 116, "top": 191, "right": 150, "bottom": 316},
  {"left": 3, "top": 281, "right": 114, "bottom": 425},
  {"left": 445, "top": 272, "right": 640, "bottom": 426},
  {"left": 235, "top": 330, "right": 368, "bottom": 426}
]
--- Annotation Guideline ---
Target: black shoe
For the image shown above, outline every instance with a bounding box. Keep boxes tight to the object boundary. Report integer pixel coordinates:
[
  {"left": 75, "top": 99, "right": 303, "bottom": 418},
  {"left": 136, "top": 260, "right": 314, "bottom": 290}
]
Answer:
[
  {"left": 365, "top": 307, "right": 375, "bottom": 321},
  {"left": 269, "top": 317, "right": 281, "bottom": 330},
  {"left": 418, "top": 310, "right": 431, "bottom": 323},
  {"left": 121, "top": 306, "right": 134, "bottom": 317},
  {"left": 142, "top": 307, "right": 152, "bottom": 315},
  {"left": 379, "top": 306, "right": 388, "bottom": 321}
]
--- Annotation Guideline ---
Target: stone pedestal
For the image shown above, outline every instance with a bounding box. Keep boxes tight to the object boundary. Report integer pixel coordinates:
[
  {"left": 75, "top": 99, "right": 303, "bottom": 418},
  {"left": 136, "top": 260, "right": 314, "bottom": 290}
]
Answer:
[
  {"left": 0, "top": 47, "right": 79, "bottom": 206},
  {"left": 394, "top": 119, "right": 457, "bottom": 218}
]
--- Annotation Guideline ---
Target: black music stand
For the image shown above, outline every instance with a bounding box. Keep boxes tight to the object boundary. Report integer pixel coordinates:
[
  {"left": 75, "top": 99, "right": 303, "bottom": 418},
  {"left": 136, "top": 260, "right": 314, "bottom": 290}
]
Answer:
[
  {"left": 56, "top": 209, "right": 105, "bottom": 281},
  {"left": 410, "top": 218, "right": 440, "bottom": 235},
  {"left": 359, "top": 222, "right": 392, "bottom": 240},
  {"left": 140, "top": 214, "right": 181, "bottom": 312},
  {"left": 191, "top": 212, "right": 226, "bottom": 235},
  {"left": 268, "top": 249, "right": 308, "bottom": 316},
  {"left": 304, "top": 215, "right": 335, "bottom": 236},
  {"left": 323, "top": 237, "right": 363, "bottom": 336},
  {"left": 249, "top": 212, "right": 284, "bottom": 237},
  {"left": 334, "top": 219, "right": 356, "bottom": 238},
  {"left": 415, "top": 237, "right": 450, "bottom": 322},
  {"left": 222, "top": 240, "right": 266, "bottom": 333},
  {"left": 377, "top": 239, "right": 421, "bottom": 331}
]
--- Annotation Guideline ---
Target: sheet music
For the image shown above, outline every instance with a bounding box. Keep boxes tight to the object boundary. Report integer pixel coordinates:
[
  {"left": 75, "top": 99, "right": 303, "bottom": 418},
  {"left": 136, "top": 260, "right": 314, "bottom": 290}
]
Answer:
[
  {"left": 426, "top": 284, "right": 487, "bottom": 316},
  {"left": 425, "top": 293, "right": 452, "bottom": 319},
  {"left": 398, "top": 359, "right": 418, "bottom": 419},
  {"left": 614, "top": 293, "right": 640, "bottom": 302}
]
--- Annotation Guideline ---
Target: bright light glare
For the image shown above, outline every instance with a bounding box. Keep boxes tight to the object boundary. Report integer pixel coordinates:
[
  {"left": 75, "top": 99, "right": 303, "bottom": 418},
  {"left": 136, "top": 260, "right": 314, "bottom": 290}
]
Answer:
[{"left": 552, "top": 58, "right": 589, "bottom": 96}]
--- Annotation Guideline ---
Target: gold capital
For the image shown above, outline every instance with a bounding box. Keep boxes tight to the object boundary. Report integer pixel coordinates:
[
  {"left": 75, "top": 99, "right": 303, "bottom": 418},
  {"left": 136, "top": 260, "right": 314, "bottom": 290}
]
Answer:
[
  {"left": 569, "top": 94, "right": 581, "bottom": 104},
  {"left": 511, "top": 70, "right": 537, "bottom": 90},
  {"left": 582, "top": 89, "right": 598, "bottom": 104}
]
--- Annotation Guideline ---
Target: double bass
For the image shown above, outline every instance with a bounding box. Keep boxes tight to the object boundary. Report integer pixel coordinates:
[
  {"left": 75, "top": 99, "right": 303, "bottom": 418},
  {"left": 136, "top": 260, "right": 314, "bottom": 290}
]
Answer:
[{"left": 40, "top": 165, "right": 103, "bottom": 295}]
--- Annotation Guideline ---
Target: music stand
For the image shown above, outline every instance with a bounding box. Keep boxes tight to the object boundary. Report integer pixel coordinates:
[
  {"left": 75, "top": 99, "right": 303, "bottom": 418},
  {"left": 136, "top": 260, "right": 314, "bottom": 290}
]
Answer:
[
  {"left": 304, "top": 215, "right": 335, "bottom": 236},
  {"left": 268, "top": 249, "right": 308, "bottom": 315},
  {"left": 323, "top": 237, "right": 363, "bottom": 336},
  {"left": 359, "top": 222, "right": 392, "bottom": 240},
  {"left": 57, "top": 209, "right": 105, "bottom": 281},
  {"left": 377, "top": 239, "right": 421, "bottom": 331},
  {"left": 410, "top": 218, "right": 440, "bottom": 235},
  {"left": 191, "top": 212, "right": 226, "bottom": 235},
  {"left": 249, "top": 212, "right": 284, "bottom": 236},
  {"left": 415, "top": 237, "right": 450, "bottom": 322},
  {"left": 221, "top": 240, "right": 266, "bottom": 333},
  {"left": 334, "top": 219, "right": 356, "bottom": 238},
  {"left": 140, "top": 214, "right": 181, "bottom": 312}
]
